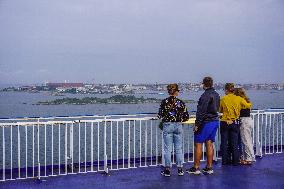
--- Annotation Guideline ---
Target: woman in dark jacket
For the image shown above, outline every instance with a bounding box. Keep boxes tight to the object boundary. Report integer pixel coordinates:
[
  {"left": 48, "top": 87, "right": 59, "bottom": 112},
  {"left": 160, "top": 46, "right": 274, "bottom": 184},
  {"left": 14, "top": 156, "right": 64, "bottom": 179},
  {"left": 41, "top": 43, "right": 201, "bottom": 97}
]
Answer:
[{"left": 158, "top": 83, "right": 189, "bottom": 177}]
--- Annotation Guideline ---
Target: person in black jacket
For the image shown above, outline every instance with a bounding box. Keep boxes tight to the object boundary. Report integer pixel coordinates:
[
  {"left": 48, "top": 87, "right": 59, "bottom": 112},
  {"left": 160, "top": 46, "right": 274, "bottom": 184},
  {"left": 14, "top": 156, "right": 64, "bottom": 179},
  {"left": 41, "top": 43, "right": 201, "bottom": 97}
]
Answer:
[{"left": 187, "top": 77, "right": 220, "bottom": 175}]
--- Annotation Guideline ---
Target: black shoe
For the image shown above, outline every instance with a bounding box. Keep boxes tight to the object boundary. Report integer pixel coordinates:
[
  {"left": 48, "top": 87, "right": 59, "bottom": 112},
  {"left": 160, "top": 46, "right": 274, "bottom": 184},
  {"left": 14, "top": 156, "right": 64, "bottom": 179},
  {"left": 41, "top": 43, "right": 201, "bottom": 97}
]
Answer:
[
  {"left": 186, "top": 167, "right": 201, "bottom": 175},
  {"left": 178, "top": 168, "right": 184, "bottom": 176},
  {"left": 161, "top": 169, "right": 171, "bottom": 177},
  {"left": 202, "top": 167, "right": 214, "bottom": 175}
]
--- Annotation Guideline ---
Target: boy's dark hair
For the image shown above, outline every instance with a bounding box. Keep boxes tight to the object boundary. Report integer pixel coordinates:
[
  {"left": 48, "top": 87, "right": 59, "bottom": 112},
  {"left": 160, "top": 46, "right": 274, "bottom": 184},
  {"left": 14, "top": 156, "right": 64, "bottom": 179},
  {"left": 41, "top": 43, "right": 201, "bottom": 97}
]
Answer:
[
  {"left": 225, "top": 83, "right": 235, "bottom": 93},
  {"left": 202, "top": 77, "right": 213, "bottom": 88}
]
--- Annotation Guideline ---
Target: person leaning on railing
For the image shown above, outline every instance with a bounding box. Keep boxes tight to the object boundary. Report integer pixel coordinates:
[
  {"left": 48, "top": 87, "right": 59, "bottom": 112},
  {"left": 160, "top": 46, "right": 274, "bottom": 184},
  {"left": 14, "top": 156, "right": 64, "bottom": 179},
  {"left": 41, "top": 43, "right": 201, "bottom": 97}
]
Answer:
[
  {"left": 219, "top": 83, "right": 252, "bottom": 166},
  {"left": 158, "top": 83, "right": 189, "bottom": 177},
  {"left": 234, "top": 88, "right": 255, "bottom": 165}
]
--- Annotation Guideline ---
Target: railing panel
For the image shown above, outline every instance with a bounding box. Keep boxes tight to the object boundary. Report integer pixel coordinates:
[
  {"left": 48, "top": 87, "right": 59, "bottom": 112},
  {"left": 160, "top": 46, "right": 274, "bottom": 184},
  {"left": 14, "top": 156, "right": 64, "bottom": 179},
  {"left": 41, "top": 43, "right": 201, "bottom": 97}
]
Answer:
[{"left": 0, "top": 110, "right": 283, "bottom": 181}]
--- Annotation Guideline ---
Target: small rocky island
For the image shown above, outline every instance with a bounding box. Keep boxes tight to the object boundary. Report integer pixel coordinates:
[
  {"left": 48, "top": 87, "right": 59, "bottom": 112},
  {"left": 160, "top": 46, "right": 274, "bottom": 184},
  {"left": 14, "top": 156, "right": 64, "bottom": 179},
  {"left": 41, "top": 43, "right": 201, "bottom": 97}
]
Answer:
[{"left": 36, "top": 95, "right": 194, "bottom": 105}]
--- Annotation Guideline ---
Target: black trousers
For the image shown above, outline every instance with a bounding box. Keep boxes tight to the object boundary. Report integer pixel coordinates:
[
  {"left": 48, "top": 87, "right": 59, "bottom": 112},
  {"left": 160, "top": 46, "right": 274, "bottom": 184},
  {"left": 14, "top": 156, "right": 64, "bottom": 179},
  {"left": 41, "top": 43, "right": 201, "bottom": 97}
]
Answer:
[{"left": 220, "top": 121, "right": 240, "bottom": 165}]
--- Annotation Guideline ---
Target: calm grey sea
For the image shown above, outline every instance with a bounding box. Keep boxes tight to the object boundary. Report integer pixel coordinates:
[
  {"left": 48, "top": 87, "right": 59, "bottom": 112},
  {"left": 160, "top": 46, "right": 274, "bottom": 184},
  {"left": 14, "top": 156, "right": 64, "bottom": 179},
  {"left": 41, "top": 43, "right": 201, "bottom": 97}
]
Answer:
[
  {"left": 0, "top": 90, "right": 283, "bottom": 118},
  {"left": 0, "top": 90, "right": 283, "bottom": 170}
]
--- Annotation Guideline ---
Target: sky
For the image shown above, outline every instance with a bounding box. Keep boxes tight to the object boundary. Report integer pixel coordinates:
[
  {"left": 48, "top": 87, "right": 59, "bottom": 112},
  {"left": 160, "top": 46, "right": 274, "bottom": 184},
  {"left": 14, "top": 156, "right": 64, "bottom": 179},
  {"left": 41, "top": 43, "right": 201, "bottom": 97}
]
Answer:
[{"left": 0, "top": 0, "right": 283, "bottom": 84}]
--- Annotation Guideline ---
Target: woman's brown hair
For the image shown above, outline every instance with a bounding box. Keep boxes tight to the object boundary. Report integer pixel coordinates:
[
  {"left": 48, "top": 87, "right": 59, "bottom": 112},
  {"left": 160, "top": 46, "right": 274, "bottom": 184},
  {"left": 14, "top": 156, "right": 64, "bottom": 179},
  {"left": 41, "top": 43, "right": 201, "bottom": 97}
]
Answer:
[
  {"left": 167, "top": 83, "right": 179, "bottom": 95},
  {"left": 234, "top": 88, "right": 250, "bottom": 103}
]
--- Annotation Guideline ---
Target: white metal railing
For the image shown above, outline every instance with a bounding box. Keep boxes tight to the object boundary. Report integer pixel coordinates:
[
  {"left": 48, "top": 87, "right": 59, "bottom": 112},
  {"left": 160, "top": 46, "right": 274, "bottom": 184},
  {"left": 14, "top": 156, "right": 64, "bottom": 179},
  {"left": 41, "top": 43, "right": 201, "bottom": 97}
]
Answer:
[{"left": 0, "top": 109, "right": 283, "bottom": 181}]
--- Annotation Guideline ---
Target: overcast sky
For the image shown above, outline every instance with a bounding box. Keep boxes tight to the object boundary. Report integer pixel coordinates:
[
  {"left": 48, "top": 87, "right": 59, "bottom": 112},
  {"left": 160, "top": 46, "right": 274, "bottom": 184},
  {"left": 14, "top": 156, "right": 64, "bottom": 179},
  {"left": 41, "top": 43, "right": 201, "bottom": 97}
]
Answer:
[{"left": 0, "top": 0, "right": 283, "bottom": 84}]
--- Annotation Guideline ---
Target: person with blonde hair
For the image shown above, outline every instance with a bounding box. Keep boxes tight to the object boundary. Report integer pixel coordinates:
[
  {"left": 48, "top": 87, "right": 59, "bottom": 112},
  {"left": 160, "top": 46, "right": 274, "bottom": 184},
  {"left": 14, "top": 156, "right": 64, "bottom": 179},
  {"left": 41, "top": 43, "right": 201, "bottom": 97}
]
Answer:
[
  {"left": 158, "top": 83, "right": 189, "bottom": 177},
  {"left": 234, "top": 88, "right": 255, "bottom": 165}
]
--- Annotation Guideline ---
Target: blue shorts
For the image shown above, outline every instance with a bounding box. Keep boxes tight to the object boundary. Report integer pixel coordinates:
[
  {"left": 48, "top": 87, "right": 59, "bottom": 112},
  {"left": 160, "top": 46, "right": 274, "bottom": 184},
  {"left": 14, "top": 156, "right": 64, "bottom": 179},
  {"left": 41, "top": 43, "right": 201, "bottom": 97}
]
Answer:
[{"left": 194, "top": 121, "right": 219, "bottom": 143}]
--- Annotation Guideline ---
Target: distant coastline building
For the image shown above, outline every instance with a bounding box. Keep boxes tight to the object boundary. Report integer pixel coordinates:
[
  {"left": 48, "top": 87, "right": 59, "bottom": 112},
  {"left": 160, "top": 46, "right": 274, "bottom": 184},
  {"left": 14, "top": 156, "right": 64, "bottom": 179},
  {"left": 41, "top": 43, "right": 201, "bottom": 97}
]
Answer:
[{"left": 46, "top": 83, "right": 84, "bottom": 89}]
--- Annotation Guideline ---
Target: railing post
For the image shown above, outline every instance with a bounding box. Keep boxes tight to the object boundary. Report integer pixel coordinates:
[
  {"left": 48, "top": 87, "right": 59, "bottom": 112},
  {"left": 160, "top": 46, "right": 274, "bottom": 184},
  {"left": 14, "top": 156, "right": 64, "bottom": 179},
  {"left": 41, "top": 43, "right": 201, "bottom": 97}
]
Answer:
[
  {"left": 104, "top": 116, "right": 109, "bottom": 174},
  {"left": 255, "top": 110, "right": 262, "bottom": 157},
  {"left": 65, "top": 123, "right": 68, "bottom": 175},
  {"left": 2, "top": 125, "right": 5, "bottom": 181},
  {"left": 37, "top": 119, "right": 40, "bottom": 180}
]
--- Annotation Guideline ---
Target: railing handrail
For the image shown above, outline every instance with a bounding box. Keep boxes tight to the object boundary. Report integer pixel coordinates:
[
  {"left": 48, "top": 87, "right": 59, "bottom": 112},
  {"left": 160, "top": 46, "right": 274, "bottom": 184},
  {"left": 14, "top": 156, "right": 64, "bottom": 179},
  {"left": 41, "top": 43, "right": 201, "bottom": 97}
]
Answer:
[{"left": 1, "top": 108, "right": 284, "bottom": 121}]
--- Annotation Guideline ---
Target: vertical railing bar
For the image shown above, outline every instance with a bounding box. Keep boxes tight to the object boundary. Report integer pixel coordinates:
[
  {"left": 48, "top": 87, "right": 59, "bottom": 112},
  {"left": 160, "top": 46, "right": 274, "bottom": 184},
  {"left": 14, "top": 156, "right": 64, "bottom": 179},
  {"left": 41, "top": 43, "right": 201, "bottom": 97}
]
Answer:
[
  {"left": 253, "top": 114, "right": 256, "bottom": 153},
  {"left": 269, "top": 114, "right": 274, "bottom": 153},
  {"left": 44, "top": 124, "right": 47, "bottom": 177},
  {"left": 59, "top": 123, "right": 61, "bottom": 175},
  {"left": 276, "top": 114, "right": 279, "bottom": 153},
  {"left": 69, "top": 123, "right": 72, "bottom": 159},
  {"left": 150, "top": 120, "right": 153, "bottom": 166},
  {"left": 51, "top": 124, "right": 54, "bottom": 176},
  {"left": 2, "top": 126, "right": 5, "bottom": 180},
  {"left": 110, "top": 121, "right": 113, "bottom": 170},
  {"left": 11, "top": 125, "right": 13, "bottom": 179},
  {"left": 104, "top": 117, "right": 108, "bottom": 173},
  {"left": 269, "top": 114, "right": 271, "bottom": 154},
  {"left": 161, "top": 131, "right": 164, "bottom": 166},
  {"left": 281, "top": 114, "right": 283, "bottom": 153},
  {"left": 84, "top": 122, "right": 87, "bottom": 173},
  {"left": 71, "top": 122, "right": 74, "bottom": 173},
  {"left": 70, "top": 122, "right": 74, "bottom": 173},
  {"left": 91, "top": 122, "right": 94, "bottom": 172},
  {"left": 252, "top": 115, "right": 255, "bottom": 145},
  {"left": 128, "top": 121, "right": 130, "bottom": 168},
  {"left": 256, "top": 112, "right": 261, "bottom": 156},
  {"left": 37, "top": 123, "right": 40, "bottom": 178},
  {"left": 265, "top": 114, "right": 267, "bottom": 154},
  {"left": 134, "top": 120, "right": 136, "bottom": 167},
  {"left": 155, "top": 121, "right": 158, "bottom": 165},
  {"left": 122, "top": 121, "right": 125, "bottom": 169},
  {"left": 18, "top": 125, "right": 20, "bottom": 179},
  {"left": 145, "top": 121, "right": 148, "bottom": 166},
  {"left": 11, "top": 126, "right": 13, "bottom": 179},
  {"left": 215, "top": 127, "right": 218, "bottom": 159},
  {"left": 65, "top": 123, "right": 68, "bottom": 175},
  {"left": 139, "top": 120, "right": 142, "bottom": 167},
  {"left": 116, "top": 121, "right": 119, "bottom": 169},
  {"left": 182, "top": 125, "right": 185, "bottom": 163},
  {"left": 273, "top": 114, "right": 275, "bottom": 153},
  {"left": 78, "top": 122, "right": 81, "bottom": 173},
  {"left": 25, "top": 125, "right": 27, "bottom": 178},
  {"left": 97, "top": 122, "right": 100, "bottom": 171},
  {"left": 260, "top": 114, "right": 264, "bottom": 153},
  {"left": 187, "top": 126, "right": 190, "bottom": 162}
]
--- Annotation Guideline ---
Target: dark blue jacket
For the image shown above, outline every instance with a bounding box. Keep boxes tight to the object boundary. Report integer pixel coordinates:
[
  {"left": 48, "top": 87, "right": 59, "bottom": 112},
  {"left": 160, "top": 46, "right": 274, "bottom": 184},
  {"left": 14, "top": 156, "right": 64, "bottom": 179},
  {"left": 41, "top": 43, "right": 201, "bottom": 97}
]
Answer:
[{"left": 195, "top": 88, "right": 220, "bottom": 126}]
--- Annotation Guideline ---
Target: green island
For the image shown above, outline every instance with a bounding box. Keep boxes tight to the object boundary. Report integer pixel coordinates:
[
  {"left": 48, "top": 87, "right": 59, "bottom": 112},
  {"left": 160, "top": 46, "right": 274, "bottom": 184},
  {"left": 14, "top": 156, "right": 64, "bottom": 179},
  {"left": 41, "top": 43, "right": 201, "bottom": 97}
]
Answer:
[{"left": 36, "top": 95, "right": 194, "bottom": 105}]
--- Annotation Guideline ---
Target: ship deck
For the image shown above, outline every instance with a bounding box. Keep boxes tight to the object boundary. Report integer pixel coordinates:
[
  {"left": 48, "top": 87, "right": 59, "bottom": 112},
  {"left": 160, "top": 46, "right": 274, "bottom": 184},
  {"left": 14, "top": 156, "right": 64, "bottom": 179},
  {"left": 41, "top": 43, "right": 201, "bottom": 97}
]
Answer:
[{"left": 1, "top": 153, "right": 284, "bottom": 189}]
